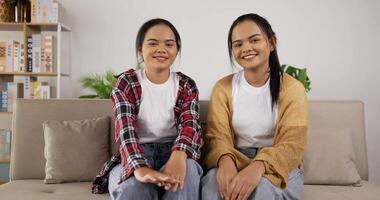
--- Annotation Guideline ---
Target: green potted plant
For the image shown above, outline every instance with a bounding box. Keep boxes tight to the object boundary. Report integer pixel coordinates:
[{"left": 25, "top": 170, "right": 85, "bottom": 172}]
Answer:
[
  {"left": 79, "top": 69, "right": 116, "bottom": 99},
  {"left": 281, "top": 64, "right": 311, "bottom": 93}
]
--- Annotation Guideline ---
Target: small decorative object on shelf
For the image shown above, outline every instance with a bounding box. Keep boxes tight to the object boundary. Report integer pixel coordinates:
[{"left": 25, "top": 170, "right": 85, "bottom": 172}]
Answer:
[
  {"left": 0, "top": 0, "right": 30, "bottom": 23},
  {"left": 0, "top": 0, "right": 14, "bottom": 23},
  {"left": 31, "top": 0, "right": 63, "bottom": 23},
  {"left": 14, "top": 0, "right": 30, "bottom": 23}
]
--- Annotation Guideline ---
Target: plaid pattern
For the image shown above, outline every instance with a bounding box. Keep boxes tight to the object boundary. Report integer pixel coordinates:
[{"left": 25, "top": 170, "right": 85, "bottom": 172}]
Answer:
[{"left": 92, "top": 69, "right": 203, "bottom": 194}]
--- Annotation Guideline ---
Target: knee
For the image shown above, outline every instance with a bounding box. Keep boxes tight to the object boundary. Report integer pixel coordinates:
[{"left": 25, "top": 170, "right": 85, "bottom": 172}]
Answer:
[{"left": 252, "top": 177, "right": 279, "bottom": 199}]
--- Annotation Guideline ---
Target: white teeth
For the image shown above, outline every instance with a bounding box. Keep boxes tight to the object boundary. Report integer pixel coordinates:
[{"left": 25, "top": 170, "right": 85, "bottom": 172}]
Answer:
[
  {"left": 243, "top": 55, "right": 255, "bottom": 59},
  {"left": 154, "top": 56, "right": 167, "bottom": 61}
]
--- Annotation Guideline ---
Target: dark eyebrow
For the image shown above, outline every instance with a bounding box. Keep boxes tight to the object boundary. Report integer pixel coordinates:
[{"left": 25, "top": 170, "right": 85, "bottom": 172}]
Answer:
[
  {"left": 232, "top": 34, "right": 262, "bottom": 44},
  {"left": 146, "top": 39, "right": 159, "bottom": 42},
  {"left": 146, "top": 39, "right": 175, "bottom": 42}
]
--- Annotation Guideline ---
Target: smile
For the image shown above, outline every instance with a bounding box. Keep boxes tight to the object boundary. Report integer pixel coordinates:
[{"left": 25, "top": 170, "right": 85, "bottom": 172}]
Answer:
[
  {"left": 242, "top": 54, "right": 257, "bottom": 60},
  {"left": 153, "top": 56, "right": 168, "bottom": 61}
]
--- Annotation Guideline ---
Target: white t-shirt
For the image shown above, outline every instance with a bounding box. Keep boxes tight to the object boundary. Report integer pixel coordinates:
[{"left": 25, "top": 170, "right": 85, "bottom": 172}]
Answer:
[
  {"left": 135, "top": 69, "right": 179, "bottom": 144},
  {"left": 232, "top": 70, "right": 278, "bottom": 148}
]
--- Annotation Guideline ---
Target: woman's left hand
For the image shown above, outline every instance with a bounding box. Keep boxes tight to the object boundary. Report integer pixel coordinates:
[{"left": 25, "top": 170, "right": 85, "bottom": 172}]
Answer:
[
  {"left": 227, "top": 161, "right": 265, "bottom": 200},
  {"left": 162, "top": 151, "right": 187, "bottom": 192}
]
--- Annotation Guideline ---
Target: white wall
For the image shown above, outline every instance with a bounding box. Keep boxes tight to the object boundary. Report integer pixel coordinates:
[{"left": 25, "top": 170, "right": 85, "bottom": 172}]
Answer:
[{"left": 61, "top": 0, "right": 380, "bottom": 184}]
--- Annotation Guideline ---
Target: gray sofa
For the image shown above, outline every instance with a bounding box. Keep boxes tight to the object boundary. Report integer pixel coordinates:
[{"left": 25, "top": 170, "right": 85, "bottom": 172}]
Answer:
[{"left": 0, "top": 99, "right": 379, "bottom": 199}]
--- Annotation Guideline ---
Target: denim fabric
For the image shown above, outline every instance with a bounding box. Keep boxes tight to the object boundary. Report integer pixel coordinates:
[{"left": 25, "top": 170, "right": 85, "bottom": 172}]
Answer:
[
  {"left": 201, "top": 147, "right": 304, "bottom": 200},
  {"left": 109, "top": 142, "right": 203, "bottom": 200}
]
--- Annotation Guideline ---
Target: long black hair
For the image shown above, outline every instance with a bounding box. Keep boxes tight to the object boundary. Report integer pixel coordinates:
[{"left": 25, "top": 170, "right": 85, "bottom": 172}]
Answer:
[
  {"left": 135, "top": 18, "right": 181, "bottom": 66},
  {"left": 227, "top": 13, "right": 283, "bottom": 107}
]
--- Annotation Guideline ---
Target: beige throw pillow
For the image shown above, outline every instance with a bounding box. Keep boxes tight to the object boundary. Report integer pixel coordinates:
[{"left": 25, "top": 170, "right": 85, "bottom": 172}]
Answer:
[
  {"left": 43, "top": 116, "right": 110, "bottom": 184},
  {"left": 303, "top": 128, "right": 361, "bottom": 185}
]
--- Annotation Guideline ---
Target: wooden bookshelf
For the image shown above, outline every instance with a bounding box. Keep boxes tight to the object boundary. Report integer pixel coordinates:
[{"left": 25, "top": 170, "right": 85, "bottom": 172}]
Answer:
[
  {"left": 0, "top": 72, "right": 69, "bottom": 77},
  {"left": 0, "top": 21, "right": 71, "bottom": 99},
  {"left": 1, "top": 23, "right": 71, "bottom": 176},
  {"left": 0, "top": 22, "right": 71, "bottom": 31}
]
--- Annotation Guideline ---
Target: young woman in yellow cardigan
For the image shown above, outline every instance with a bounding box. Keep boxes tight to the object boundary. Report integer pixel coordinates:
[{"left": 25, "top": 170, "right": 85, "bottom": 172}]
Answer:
[{"left": 202, "top": 13, "right": 308, "bottom": 200}]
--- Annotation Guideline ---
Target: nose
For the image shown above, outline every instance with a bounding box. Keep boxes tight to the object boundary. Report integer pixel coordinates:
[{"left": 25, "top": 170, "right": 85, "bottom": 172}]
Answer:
[
  {"left": 156, "top": 43, "right": 167, "bottom": 54},
  {"left": 241, "top": 42, "right": 254, "bottom": 54}
]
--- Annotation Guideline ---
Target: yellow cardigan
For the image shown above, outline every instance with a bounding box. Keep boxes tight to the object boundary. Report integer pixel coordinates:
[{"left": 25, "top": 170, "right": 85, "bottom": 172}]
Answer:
[{"left": 204, "top": 73, "right": 308, "bottom": 189}]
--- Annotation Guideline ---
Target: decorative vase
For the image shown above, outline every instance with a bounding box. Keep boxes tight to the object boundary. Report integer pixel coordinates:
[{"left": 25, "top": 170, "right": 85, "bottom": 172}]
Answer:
[
  {"left": 22, "top": 0, "right": 30, "bottom": 22},
  {"left": 14, "top": 0, "right": 29, "bottom": 22},
  {"left": 0, "top": 3, "right": 14, "bottom": 23}
]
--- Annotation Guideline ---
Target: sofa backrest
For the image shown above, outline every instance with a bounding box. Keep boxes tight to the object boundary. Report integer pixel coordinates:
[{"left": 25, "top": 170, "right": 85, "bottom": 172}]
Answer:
[
  {"left": 10, "top": 99, "right": 368, "bottom": 181},
  {"left": 11, "top": 99, "right": 116, "bottom": 180},
  {"left": 307, "top": 100, "right": 368, "bottom": 180}
]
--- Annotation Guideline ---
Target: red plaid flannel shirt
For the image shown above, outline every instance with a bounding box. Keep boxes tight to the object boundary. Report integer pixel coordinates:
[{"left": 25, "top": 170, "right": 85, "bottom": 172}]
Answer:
[{"left": 92, "top": 69, "right": 203, "bottom": 194}]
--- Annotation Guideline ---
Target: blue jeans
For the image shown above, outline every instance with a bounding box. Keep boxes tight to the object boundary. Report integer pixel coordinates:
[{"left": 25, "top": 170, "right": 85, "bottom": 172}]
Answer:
[
  {"left": 108, "top": 143, "right": 203, "bottom": 200},
  {"left": 201, "top": 148, "right": 304, "bottom": 200}
]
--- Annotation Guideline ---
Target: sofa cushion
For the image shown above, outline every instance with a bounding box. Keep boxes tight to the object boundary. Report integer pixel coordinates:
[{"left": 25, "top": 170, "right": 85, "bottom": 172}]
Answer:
[
  {"left": 0, "top": 180, "right": 110, "bottom": 200},
  {"left": 43, "top": 116, "right": 110, "bottom": 184},
  {"left": 1, "top": 180, "right": 379, "bottom": 200},
  {"left": 303, "top": 181, "right": 380, "bottom": 200},
  {"left": 304, "top": 128, "right": 361, "bottom": 185}
]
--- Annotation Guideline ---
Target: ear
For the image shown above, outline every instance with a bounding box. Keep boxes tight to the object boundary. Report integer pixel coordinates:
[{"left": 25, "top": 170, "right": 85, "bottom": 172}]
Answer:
[
  {"left": 138, "top": 47, "right": 143, "bottom": 59},
  {"left": 269, "top": 36, "right": 277, "bottom": 52}
]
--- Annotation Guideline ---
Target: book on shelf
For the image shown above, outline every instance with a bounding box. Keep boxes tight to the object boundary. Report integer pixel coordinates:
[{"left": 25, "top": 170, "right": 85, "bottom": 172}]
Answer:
[
  {"left": 23, "top": 76, "right": 37, "bottom": 99},
  {"left": 6, "top": 40, "right": 15, "bottom": 73},
  {"left": 19, "top": 44, "right": 25, "bottom": 72},
  {"left": 0, "top": 41, "right": 6, "bottom": 72},
  {"left": 0, "top": 129, "right": 11, "bottom": 161},
  {"left": 32, "top": 34, "right": 41, "bottom": 73},
  {"left": 7, "top": 82, "right": 24, "bottom": 112},
  {"left": 12, "top": 41, "right": 20, "bottom": 73},
  {"left": 1, "top": 82, "right": 7, "bottom": 110},
  {"left": 31, "top": 0, "right": 64, "bottom": 23},
  {"left": 0, "top": 34, "right": 54, "bottom": 73},
  {"left": 27, "top": 36, "right": 33, "bottom": 72},
  {"left": 32, "top": 81, "right": 50, "bottom": 99},
  {"left": 41, "top": 34, "right": 54, "bottom": 73},
  {"left": 0, "top": 81, "right": 2, "bottom": 112},
  {"left": 0, "top": 80, "right": 51, "bottom": 111}
]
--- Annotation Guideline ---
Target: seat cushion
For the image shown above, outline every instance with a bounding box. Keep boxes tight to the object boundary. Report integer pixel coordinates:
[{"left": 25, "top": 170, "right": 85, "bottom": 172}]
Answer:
[
  {"left": 0, "top": 180, "right": 110, "bottom": 200},
  {"left": 303, "top": 181, "right": 380, "bottom": 200},
  {"left": 1, "top": 180, "right": 380, "bottom": 200}
]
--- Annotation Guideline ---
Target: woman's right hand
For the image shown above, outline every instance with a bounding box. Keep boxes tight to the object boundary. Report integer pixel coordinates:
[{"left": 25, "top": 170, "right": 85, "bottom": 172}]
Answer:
[
  {"left": 217, "top": 155, "right": 238, "bottom": 199},
  {"left": 134, "top": 167, "right": 178, "bottom": 187}
]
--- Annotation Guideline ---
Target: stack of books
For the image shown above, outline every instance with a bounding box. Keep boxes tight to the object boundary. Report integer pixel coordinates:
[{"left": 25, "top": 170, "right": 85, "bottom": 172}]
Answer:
[
  {"left": 1, "top": 79, "right": 51, "bottom": 112},
  {"left": 0, "top": 34, "right": 54, "bottom": 73}
]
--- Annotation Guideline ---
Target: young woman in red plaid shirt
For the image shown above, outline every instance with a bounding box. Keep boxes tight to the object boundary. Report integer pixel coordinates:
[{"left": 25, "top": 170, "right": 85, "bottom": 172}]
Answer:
[{"left": 92, "top": 19, "right": 203, "bottom": 200}]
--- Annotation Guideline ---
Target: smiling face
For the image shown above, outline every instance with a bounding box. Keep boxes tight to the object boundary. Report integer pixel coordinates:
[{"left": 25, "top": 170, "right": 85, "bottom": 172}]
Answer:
[
  {"left": 231, "top": 20, "right": 274, "bottom": 71},
  {"left": 139, "top": 24, "right": 178, "bottom": 72}
]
